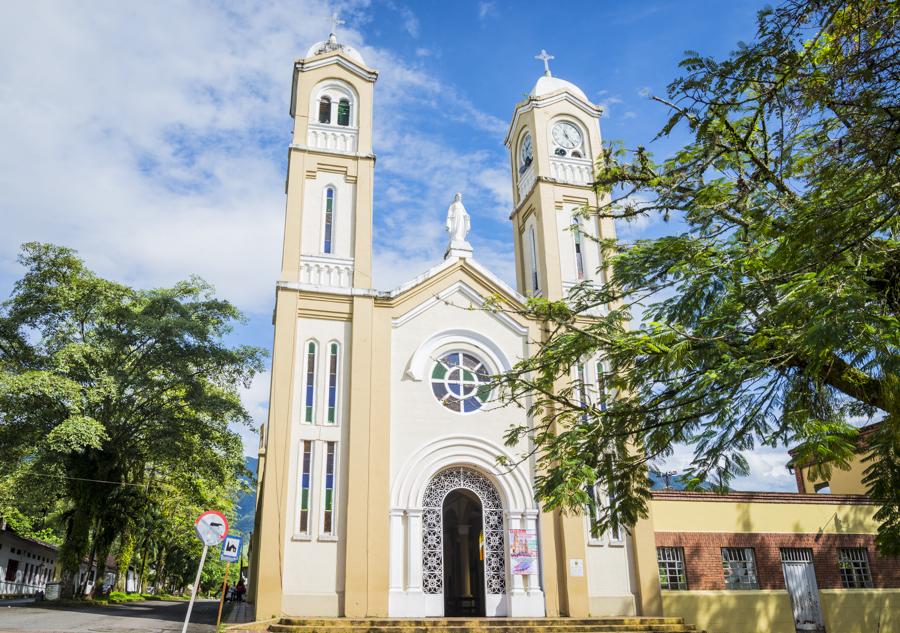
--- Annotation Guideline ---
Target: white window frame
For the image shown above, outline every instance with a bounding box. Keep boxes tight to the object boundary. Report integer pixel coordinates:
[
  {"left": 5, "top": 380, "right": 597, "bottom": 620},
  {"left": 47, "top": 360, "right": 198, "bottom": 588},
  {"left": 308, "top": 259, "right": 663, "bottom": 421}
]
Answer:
[
  {"left": 838, "top": 547, "right": 873, "bottom": 588},
  {"left": 321, "top": 186, "right": 337, "bottom": 255},
  {"left": 657, "top": 547, "right": 688, "bottom": 590},
  {"left": 319, "top": 440, "right": 339, "bottom": 540},
  {"left": 325, "top": 341, "right": 341, "bottom": 425},
  {"left": 301, "top": 339, "right": 318, "bottom": 424},
  {"left": 294, "top": 439, "right": 316, "bottom": 539},
  {"left": 722, "top": 547, "right": 760, "bottom": 589}
]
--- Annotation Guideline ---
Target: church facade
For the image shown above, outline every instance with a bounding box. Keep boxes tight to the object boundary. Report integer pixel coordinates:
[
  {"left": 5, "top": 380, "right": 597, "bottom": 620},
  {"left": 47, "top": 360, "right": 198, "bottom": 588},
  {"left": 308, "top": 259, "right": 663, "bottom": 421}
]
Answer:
[
  {"left": 249, "top": 31, "right": 640, "bottom": 620},
  {"left": 248, "top": 31, "right": 899, "bottom": 633}
]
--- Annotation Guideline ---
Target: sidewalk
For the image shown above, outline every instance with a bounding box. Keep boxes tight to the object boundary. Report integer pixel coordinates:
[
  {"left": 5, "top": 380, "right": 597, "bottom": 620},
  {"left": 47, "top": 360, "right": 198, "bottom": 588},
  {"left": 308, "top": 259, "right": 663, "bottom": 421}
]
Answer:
[{"left": 222, "top": 600, "right": 255, "bottom": 626}]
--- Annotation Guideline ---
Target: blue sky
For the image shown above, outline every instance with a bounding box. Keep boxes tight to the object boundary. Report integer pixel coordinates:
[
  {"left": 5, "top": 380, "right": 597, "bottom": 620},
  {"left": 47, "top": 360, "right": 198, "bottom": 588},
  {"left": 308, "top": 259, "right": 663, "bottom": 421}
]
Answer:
[{"left": 0, "top": 0, "right": 797, "bottom": 490}]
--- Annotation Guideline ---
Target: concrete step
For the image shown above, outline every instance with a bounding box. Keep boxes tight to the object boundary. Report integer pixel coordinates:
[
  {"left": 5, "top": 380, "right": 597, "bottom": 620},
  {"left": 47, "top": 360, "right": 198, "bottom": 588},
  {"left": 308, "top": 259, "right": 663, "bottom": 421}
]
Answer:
[
  {"left": 270, "top": 628, "right": 697, "bottom": 633},
  {"left": 269, "top": 619, "right": 697, "bottom": 633}
]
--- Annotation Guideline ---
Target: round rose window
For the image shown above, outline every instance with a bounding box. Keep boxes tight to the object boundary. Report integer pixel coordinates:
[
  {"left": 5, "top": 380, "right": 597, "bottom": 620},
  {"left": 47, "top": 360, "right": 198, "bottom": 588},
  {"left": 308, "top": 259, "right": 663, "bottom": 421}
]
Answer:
[{"left": 430, "top": 351, "right": 492, "bottom": 413}]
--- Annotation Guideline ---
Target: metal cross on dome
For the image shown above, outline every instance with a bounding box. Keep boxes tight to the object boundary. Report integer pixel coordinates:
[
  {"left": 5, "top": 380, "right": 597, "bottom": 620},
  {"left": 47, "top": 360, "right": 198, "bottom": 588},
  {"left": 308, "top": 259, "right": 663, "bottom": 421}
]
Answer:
[
  {"left": 535, "top": 49, "right": 554, "bottom": 77},
  {"left": 330, "top": 11, "right": 345, "bottom": 37}
]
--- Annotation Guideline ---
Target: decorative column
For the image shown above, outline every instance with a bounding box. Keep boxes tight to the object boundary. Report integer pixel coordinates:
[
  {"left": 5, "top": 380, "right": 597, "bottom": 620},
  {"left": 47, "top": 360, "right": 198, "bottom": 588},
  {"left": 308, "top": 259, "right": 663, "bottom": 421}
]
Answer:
[
  {"left": 389, "top": 510, "right": 405, "bottom": 591},
  {"left": 406, "top": 510, "right": 424, "bottom": 593},
  {"left": 524, "top": 510, "right": 542, "bottom": 594},
  {"left": 508, "top": 511, "right": 525, "bottom": 595}
]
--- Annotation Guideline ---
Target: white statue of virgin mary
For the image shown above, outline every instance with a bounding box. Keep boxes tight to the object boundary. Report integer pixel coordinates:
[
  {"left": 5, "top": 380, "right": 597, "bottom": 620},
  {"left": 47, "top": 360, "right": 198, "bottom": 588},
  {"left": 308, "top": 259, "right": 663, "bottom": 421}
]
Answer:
[{"left": 445, "top": 192, "right": 473, "bottom": 259}]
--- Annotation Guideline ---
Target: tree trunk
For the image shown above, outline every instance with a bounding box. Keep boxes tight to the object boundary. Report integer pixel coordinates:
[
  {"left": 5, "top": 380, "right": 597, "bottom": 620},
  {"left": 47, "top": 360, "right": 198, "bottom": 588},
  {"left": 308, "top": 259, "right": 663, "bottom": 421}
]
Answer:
[{"left": 114, "top": 528, "right": 136, "bottom": 592}]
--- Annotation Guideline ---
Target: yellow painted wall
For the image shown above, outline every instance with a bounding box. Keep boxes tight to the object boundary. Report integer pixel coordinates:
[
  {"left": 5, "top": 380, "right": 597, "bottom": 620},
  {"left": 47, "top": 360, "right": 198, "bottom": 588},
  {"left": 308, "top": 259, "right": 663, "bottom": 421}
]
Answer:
[
  {"left": 820, "top": 589, "right": 900, "bottom": 633},
  {"left": 651, "top": 498, "right": 877, "bottom": 535},
  {"left": 662, "top": 590, "right": 796, "bottom": 633},
  {"left": 799, "top": 456, "right": 869, "bottom": 495}
]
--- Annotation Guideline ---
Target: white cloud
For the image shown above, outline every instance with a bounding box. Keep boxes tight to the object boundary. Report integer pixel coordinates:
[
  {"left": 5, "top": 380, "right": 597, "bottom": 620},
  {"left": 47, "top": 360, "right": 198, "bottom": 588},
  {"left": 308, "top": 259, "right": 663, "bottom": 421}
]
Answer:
[
  {"left": 478, "top": 2, "right": 497, "bottom": 21},
  {"left": 656, "top": 443, "right": 796, "bottom": 492},
  {"left": 638, "top": 86, "right": 653, "bottom": 97},
  {"left": 622, "top": 111, "right": 637, "bottom": 119}
]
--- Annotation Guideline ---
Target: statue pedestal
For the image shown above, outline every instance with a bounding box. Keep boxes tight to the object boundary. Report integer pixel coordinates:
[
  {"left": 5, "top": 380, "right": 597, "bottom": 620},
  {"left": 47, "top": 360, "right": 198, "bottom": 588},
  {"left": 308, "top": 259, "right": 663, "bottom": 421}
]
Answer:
[{"left": 445, "top": 240, "right": 473, "bottom": 260}]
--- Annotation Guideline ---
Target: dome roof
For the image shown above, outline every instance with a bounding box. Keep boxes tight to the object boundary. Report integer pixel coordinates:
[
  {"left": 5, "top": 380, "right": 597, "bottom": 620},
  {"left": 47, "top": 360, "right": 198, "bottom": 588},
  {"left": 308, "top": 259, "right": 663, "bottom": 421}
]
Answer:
[
  {"left": 530, "top": 75, "right": 589, "bottom": 103},
  {"left": 305, "top": 35, "right": 366, "bottom": 66}
]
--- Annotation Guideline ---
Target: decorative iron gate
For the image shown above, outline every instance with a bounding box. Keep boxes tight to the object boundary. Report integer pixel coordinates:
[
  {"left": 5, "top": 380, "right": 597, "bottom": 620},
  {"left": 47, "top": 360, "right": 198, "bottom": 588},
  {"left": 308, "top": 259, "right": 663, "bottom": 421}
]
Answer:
[{"left": 422, "top": 467, "right": 506, "bottom": 595}]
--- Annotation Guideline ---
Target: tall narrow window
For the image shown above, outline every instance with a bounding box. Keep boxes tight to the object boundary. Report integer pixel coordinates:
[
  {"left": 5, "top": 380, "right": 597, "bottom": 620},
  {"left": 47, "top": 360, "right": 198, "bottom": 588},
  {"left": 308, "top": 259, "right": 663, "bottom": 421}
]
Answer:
[
  {"left": 585, "top": 484, "right": 602, "bottom": 540},
  {"left": 322, "top": 441, "right": 337, "bottom": 535},
  {"left": 326, "top": 342, "right": 339, "bottom": 424},
  {"left": 573, "top": 220, "right": 585, "bottom": 280},
  {"left": 318, "top": 96, "right": 331, "bottom": 124},
  {"left": 596, "top": 360, "right": 608, "bottom": 412},
  {"left": 576, "top": 362, "right": 588, "bottom": 421},
  {"left": 298, "top": 440, "right": 313, "bottom": 534},
  {"left": 304, "top": 341, "right": 317, "bottom": 423},
  {"left": 529, "top": 226, "right": 540, "bottom": 294},
  {"left": 337, "top": 99, "right": 350, "bottom": 126},
  {"left": 323, "top": 188, "right": 335, "bottom": 254}
]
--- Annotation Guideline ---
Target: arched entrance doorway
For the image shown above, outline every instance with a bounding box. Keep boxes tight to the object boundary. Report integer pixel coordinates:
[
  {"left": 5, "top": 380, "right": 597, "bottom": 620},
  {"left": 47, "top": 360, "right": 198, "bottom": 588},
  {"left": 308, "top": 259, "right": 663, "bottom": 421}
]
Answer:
[
  {"left": 422, "top": 467, "right": 506, "bottom": 616},
  {"left": 442, "top": 489, "right": 484, "bottom": 615}
]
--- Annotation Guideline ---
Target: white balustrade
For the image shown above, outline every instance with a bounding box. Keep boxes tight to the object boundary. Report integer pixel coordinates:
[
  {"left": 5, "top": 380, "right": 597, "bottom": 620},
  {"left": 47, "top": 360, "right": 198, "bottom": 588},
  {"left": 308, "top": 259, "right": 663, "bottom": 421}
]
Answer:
[
  {"left": 299, "top": 256, "right": 354, "bottom": 289},
  {"left": 307, "top": 122, "right": 358, "bottom": 153},
  {"left": 549, "top": 156, "right": 592, "bottom": 186}
]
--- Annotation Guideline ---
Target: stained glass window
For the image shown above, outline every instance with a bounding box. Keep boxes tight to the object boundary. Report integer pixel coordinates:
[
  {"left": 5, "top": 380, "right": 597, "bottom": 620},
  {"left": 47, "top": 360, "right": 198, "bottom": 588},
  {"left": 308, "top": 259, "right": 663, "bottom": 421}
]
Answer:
[
  {"left": 430, "top": 352, "right": 491, "bottom": 413},
  {"left": 298, "top": 440, "right": 313, "bottom": 534},
  {"left": 304, "top": 341, "right": 317, "bottom": 423},
  {"left": 323, "top": 188, "right": 334, "bottom": 254},
  {"left": 318, "top": 96, "right": 331, "bottom": 124},
  {"left": 337, "top": 99, "right": 350, "bottom": 126},
  {"left": 322, "top": 441, "right": 337, "bottom": 535},
  {"left": 529, "top": 226, "right": 540, "bottom": 293},
  {"left": 326, "top": 342, "right": 339, "bottom": 424}
]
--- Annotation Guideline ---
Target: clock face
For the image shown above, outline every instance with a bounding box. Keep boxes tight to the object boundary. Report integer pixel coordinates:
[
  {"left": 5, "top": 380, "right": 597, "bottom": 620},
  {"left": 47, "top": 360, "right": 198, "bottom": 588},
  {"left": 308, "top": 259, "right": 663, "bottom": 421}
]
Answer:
[
  {"left": 519, "top": 133, "right": 533, "bottom": 167},
  {"left": 552, "top": 121, "right": 582, "bottom": 150}
]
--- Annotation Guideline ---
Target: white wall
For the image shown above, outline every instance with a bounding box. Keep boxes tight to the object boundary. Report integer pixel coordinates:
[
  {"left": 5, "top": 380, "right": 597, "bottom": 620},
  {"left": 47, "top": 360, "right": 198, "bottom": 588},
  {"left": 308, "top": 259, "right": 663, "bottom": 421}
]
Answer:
[{"left": 281, "top": 317, "right": 352, "bottom": 614}]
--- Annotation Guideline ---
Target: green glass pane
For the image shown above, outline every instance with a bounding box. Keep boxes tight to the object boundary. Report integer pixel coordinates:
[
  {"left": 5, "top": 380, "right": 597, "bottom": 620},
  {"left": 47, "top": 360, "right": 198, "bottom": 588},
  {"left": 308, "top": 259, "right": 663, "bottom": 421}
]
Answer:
[
  {"left": 327, "top": 407, "right": 335, "bottom": 423},
  {"left": 325, "top": 489, "right": 333, "bottom": 511},
  {"left": 462, "top": 369, "right": 475, "bottom": 382},
  {"left": 432, "top": 363, "right": 447, "bottom": 379},
  {"left": 305, "top": 405, "right": 313, "bottom": 423},
  {"left": 476, "top": 384, "right": 491, "bottom": 402},
  {"left": 301, "top": 489, "right": 309, "bottom": 509}
]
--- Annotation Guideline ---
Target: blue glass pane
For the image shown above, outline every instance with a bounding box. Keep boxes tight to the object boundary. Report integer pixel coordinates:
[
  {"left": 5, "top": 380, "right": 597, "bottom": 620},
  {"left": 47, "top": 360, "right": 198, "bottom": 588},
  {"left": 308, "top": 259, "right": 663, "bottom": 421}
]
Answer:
[
  {"left": 325, "top": 474, "right": 333, "bottom": 487},
  {"left": 463, "top": 397, "right": 480, "bottom": 412},
  {"left": 328, "top": 387, "right": 336, "bottom": 407},
  {"left": 301, "top": 474, "right": 310, "bottom": 487},
  {"left": 432, "top": 383, "right": 447, "bottom": 398},
  {"left": 449, "top": 383, "right": 462, "bottom": 396}
]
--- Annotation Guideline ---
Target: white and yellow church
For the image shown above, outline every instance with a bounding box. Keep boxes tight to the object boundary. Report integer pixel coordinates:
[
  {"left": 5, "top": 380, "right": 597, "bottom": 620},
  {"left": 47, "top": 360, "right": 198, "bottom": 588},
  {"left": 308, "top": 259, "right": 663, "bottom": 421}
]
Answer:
[
  {"left": 249, "top": 26, "right": 638, "bottom": 620},
  {"left": 248, "top": 27, "right": 897, "bottom": 633}
]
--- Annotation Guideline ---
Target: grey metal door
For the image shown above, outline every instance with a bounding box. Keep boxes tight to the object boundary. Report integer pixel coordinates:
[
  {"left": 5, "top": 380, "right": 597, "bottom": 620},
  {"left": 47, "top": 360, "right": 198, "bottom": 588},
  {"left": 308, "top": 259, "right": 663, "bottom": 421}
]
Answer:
[{"left": 781, "top": 548, "right": 824, "bottom": 631}]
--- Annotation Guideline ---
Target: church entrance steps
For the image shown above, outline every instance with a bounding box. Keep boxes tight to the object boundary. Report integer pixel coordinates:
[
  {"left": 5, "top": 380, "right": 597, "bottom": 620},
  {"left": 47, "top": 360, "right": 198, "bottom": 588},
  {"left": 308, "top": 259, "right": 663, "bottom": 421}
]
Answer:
[{"left": 268, "top": 618, "right": 699, "bottom": 633}]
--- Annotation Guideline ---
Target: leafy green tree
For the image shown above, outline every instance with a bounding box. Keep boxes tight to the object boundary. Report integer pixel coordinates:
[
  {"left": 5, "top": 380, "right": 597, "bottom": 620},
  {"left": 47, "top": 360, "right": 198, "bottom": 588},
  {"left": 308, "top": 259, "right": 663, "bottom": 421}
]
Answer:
[
  {"left": 0, "top": 243, "right": 265, "bottom": 593},
  {"left": 499, "top": 0, "right": 900, "bottom": 553}
]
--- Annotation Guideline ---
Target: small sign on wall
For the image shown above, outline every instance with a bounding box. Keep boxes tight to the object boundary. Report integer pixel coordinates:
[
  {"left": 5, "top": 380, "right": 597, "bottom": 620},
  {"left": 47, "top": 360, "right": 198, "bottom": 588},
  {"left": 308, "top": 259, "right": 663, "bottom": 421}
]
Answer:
[
  {"left": 568, "top": 558, "right": 584, "bottom": 577},
  {"left": 509, "top": 529, "right": 538, "bottom": 575}
]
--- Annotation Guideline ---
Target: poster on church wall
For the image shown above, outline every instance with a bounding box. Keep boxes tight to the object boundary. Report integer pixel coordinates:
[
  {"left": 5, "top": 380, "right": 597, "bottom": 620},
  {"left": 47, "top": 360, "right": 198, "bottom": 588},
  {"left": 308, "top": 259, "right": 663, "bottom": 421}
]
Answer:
[{"left": 509, "top": 529, "right": 538, "bottom": 575}]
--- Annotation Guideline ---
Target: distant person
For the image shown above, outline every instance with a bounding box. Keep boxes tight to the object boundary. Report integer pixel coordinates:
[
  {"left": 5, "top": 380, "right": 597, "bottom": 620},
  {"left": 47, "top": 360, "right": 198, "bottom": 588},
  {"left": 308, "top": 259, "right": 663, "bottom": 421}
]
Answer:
[{"left": 235, "top": 579, "right": 246, "bottom": 602}]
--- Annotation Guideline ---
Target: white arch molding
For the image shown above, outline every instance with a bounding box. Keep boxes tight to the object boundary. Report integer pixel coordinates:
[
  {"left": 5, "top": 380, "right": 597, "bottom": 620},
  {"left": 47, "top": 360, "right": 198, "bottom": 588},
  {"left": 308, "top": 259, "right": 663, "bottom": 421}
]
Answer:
[{"left": 388, "top": 436, "right": 546, "bottom": 617}]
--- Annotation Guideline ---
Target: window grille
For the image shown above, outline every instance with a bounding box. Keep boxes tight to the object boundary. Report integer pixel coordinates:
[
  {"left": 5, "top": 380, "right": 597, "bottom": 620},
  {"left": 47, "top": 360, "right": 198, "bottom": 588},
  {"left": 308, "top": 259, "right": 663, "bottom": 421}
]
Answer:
[
  {"left": 780, "top": 547, "right": 813, "bottom": 563},
  {"left": 722, "top": 547, "right": 759, "bottom": 589},
  {"left": 838, "top": 548, "right": 873, "bottom": 588},
  {"left": 657, "top": 547, "right": 688, "bottom": 590}
]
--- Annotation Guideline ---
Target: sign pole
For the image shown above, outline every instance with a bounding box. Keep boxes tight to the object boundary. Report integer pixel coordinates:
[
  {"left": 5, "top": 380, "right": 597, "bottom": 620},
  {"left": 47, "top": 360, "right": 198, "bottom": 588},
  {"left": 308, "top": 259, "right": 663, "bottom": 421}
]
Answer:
[
  {"left": 181, "top": 544, "right": 208, "bottom": 633},
  {"left": 215, "top": 561, "right": 231, "bottom": 628}
]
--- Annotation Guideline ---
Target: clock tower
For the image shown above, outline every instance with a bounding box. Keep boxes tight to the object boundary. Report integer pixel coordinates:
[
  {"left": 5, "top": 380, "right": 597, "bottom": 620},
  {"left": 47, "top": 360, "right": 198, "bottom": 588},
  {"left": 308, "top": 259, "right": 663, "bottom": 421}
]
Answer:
[{"left": 505, "top": 51, "right": 614, "bottom": 301}]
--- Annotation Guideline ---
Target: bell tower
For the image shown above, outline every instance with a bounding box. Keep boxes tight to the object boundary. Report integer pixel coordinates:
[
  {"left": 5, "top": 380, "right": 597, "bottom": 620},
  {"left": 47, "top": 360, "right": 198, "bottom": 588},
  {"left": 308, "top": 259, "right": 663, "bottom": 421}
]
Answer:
[
  {"left": 505, "top": 51, "right": 613, "bottom": 301},
  {"left": 280, "top": 19, "right": 378, "bottom": 290}
]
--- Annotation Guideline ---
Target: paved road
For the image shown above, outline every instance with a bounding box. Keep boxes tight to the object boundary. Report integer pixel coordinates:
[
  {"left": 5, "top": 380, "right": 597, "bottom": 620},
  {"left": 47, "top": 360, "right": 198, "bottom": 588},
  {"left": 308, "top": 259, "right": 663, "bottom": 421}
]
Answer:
[{"left": 0, "top": 599, "right": 219, "bottom": 633}]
